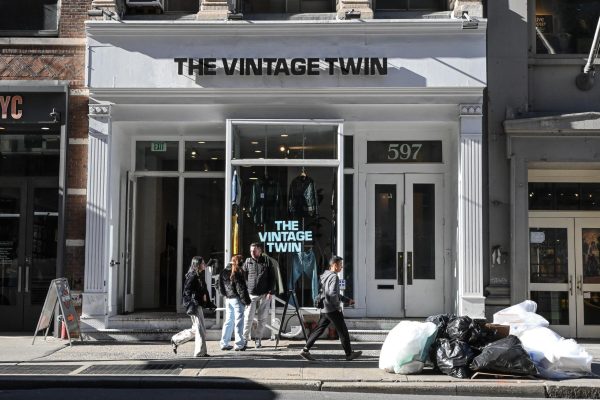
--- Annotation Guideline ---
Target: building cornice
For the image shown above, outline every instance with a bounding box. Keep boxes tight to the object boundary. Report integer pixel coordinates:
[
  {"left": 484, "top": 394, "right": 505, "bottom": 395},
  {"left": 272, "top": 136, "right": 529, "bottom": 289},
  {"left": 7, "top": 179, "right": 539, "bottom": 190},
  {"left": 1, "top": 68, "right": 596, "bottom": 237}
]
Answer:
[
  {"left": 0, "top": 38, "right": 85, "bottom": 46},
  {"left": 89, "top": 87, "right": 484, "bottom": 105},
  {"left": 86, "top": 19, "right": 487, "bottom": 38},
  {"left": 504, "top": 112, "right": 600, "bottom": 136}
]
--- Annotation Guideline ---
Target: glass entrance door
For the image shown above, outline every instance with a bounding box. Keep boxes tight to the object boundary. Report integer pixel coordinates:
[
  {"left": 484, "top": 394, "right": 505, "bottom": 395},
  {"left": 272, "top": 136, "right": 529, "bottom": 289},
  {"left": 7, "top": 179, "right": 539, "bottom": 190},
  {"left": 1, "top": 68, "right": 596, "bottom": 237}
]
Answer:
[
  {"left": 366, "top": 174, "right": 444, "bottom": 317},
  {"left": 529, "top": 217, "right": 600, "bottom": 338},
  {"left": 0, "top": 178, "right": 58, "bottom": 331}
]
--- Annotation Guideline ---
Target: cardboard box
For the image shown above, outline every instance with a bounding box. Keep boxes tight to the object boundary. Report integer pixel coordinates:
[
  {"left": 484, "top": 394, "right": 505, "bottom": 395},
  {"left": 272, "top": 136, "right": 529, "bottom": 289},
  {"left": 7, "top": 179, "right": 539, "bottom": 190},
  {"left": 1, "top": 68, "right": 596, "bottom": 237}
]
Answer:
[{"left": 484, "top": 323, "right": 510, "bottom": 338}]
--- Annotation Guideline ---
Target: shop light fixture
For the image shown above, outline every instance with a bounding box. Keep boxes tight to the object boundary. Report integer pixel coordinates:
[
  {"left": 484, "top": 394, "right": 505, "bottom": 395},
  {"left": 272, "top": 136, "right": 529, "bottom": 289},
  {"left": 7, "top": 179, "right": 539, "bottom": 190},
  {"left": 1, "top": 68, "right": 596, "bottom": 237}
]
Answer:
[
  {"left": 211, "top": 157, "right": 218, "bottom": 160},
  {"left": 198, "top": 141, "right": 205, "bottom": 144},
  {"left": 41, "top": 127, "right": 50, "bottom": 131},
  {"left": 249, "top": 177, "right": 258, "bottom": 180},
  {"left": 255, "top": 150, "right": 261, "bottom": 153},
  {"left": 279, "top": 146, "right": 286, "bottom": 152},
  {"left": 0, "top": 127, "right": 5, "bottom": 130},
  {"left": 281, "top": 134, "right": 288, "bottom": 137},
  {"left": 251, "top": 141, "right": 259, "bottom": 145},
  {"left": 191, "top": 151, "right": 197, "bottom": 156}
]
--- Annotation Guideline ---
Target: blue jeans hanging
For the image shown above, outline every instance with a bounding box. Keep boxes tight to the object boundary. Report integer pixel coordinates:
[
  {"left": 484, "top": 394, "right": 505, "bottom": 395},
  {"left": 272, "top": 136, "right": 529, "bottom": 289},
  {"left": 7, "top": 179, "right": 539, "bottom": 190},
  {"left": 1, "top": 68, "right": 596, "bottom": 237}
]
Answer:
[{"left": 288, "top": 249, "right": 319, "bottom": 302}]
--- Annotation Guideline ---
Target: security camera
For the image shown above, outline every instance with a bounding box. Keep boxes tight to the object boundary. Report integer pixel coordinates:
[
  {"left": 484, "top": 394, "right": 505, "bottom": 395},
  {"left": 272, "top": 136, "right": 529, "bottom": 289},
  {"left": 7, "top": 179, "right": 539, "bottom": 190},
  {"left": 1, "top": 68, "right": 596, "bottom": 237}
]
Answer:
[{"left": 49, "top": 108, "right": 60, "bottom": 123}]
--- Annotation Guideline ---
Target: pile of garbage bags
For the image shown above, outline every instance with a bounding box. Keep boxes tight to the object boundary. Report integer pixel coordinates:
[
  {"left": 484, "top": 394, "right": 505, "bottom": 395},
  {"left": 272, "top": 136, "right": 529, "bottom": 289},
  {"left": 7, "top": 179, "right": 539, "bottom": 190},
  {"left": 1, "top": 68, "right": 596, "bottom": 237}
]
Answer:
[{"left": 379, "top": 301, "right": 593, "bottom": 379}]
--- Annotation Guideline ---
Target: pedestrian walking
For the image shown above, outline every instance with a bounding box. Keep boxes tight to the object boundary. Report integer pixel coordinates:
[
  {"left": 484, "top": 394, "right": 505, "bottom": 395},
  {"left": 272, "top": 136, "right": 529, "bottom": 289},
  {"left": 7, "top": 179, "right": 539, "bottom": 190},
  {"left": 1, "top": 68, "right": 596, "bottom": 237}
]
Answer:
[
  {"left": 171, "top": 256, "right": 212, "bottom": 357},
  {"left": 242, "top": 242, "right": 276, "bottom": 349},
  {"left": 219, "top": 254, "right": 251, "bottom": 351},
  {"left": 300, "top": 255, "right": 362, "bottom": 361}
]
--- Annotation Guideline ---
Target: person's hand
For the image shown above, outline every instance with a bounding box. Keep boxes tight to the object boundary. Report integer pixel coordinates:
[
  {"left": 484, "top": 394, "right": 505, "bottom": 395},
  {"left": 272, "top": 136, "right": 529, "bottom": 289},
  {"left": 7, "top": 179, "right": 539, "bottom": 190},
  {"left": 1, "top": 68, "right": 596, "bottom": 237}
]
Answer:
[
  {"left": 203, "top": 294, "right": 207, "bottom": 302},
  {"left": 348, "top": 298, "right": 355, "bottom": 306}
]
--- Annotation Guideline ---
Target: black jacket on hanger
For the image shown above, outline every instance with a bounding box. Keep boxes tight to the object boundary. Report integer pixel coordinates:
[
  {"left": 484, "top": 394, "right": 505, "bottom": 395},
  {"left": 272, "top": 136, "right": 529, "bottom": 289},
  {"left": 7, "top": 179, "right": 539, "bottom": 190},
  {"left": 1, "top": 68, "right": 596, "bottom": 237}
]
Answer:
[{"left": 288, "top": 175, "right": 318, "bottom": 219}]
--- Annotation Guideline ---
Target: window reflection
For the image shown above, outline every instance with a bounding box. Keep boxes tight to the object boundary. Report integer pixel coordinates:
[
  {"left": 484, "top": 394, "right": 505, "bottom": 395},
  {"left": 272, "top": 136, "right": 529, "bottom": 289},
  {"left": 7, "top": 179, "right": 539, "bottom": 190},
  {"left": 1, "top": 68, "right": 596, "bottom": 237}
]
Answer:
[{"left": 529, "top": 227, "right": 568, "bottom": 283}]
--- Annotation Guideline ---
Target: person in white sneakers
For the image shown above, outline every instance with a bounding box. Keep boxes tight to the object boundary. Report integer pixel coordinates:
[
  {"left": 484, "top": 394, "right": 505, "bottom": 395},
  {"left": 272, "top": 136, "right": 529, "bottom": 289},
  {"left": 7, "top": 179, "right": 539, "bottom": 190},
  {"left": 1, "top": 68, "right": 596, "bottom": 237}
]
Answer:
[
  {"left": 219, "top": 255, "right": 251, "bottom": 351},
  {"left": 300, "top": 255, "right": 361, "bottom": 362}
]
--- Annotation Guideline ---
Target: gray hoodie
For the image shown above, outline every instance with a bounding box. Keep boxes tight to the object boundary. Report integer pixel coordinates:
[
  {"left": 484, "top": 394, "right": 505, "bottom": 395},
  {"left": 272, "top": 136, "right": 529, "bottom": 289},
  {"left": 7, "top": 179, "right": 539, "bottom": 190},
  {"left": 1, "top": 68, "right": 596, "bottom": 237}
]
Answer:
[{"left": 321, "top": 269, "right": 342, "bottom": 313}]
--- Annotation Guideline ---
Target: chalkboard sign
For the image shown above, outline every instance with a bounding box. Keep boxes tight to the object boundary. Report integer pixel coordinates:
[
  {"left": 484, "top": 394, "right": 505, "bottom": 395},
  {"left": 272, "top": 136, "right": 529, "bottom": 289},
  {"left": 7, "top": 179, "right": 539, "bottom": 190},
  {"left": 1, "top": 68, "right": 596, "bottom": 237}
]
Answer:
[{"left": 32, "top": 278, "right": 82, "bottom": 346}]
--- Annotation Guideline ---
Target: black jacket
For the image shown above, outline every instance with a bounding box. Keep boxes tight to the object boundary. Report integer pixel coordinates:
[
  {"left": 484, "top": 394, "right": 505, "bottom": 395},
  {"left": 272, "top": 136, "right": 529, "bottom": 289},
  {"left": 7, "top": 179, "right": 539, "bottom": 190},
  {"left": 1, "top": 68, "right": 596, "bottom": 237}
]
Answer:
[
  {"left": 219, "top": 267, "right": 251, "bottom": 305},
  {"left": 243, "top": 254, "right": 275, "bottom": 296},
  {"left": 288, "top": 175, "right": 318, "bottom": 219},
  {"left": 182, "top": 271, "right": 210, "bottom": 309}
]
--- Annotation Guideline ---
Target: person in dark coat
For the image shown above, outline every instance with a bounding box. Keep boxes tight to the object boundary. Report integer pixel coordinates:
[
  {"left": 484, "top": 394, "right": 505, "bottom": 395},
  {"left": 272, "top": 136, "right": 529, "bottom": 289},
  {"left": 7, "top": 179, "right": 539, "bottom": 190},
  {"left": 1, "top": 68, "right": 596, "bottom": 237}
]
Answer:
[
  {"left": 171, "top": 256, "right": 211, "bottom": 357},
  {"left": 242, "top": 242, "right": 275, "bottom": 349},
  {"left": 219, "top": 254, "right": 251, "bottom": 350},
  {"left": 300, "top": 255, "right": 362, "bottom": 361}
]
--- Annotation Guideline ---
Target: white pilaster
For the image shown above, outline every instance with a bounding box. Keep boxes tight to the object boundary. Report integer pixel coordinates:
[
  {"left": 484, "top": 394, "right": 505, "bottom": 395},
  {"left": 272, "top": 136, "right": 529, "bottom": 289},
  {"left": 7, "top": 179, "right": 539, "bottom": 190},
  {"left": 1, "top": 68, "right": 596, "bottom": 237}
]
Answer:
[
  {"left": 82, "top": 104, "right": 111, "bottom": 317},
  {"left": 458, "top": 104, "right": 485, "bottom": 318}
]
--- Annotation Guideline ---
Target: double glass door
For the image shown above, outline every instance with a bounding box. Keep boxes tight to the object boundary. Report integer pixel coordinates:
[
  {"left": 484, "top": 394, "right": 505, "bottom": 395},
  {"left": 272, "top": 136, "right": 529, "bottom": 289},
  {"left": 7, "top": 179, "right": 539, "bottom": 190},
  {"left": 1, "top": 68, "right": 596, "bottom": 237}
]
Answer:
[
  {"left": 366, "top": 174, "right": 444, "bottom": 317},
  {"left": 529, "top": 216, "right": 600, "bottom": 337},
  {"left": 0, "top": 178, "right": 58, "bottom": 331}
]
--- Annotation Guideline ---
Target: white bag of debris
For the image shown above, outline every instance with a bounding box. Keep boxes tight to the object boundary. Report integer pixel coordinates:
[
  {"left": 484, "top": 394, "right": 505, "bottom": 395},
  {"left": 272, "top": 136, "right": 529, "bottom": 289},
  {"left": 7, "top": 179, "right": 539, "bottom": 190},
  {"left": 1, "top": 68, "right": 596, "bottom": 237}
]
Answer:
[
  {"left": 492, "top": 300, "right": 549, "bottom": 336},
  {"left": 379, "top": 321, "right": 438, "bottom": 374},
  {"left": 518, "top": 327, "right": 593, "bottom": 379}
]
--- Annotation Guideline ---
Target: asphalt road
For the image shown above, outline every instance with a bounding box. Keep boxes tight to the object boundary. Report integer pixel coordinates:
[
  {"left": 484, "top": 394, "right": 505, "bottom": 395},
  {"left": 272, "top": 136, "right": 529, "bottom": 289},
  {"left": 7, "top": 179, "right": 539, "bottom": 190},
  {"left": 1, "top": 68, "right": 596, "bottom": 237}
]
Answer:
[{"left": 0, "top": 389, "right": 552, "bottom": 400}]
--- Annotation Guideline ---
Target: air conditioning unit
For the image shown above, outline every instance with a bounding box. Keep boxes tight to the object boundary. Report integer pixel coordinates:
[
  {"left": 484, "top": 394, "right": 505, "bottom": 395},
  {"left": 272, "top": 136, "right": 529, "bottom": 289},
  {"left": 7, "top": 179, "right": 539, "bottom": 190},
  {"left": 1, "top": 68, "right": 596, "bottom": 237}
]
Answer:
[{"left": 126, "top": 0, "right": 164, "bottom": 11}]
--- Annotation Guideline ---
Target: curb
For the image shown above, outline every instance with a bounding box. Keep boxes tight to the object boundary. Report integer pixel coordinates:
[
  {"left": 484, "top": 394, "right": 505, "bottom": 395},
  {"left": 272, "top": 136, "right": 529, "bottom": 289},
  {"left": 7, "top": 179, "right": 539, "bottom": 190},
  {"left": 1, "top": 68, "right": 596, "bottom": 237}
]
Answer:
[{"left": 1, "top": 376, "right": 599, "bottom": 398}]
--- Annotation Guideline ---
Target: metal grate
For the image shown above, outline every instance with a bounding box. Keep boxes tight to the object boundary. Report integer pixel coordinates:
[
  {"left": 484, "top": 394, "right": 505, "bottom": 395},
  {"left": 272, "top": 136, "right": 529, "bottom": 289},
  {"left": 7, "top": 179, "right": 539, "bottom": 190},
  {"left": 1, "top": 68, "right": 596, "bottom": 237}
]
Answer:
[
  {"left": 0, "top": 365, "right": 83, "bottom": 375},
  {"left": 79, "top": 364, "right": 183, "bottom": 375}
]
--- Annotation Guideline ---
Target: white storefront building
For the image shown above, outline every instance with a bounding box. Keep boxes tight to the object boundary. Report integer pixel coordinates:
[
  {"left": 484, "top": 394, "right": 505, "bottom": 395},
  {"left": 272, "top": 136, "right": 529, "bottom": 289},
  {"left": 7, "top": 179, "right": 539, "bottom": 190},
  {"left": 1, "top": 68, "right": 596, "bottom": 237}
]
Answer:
[{"left": 83, "top": 19, "right": 487, "bottom": 330}]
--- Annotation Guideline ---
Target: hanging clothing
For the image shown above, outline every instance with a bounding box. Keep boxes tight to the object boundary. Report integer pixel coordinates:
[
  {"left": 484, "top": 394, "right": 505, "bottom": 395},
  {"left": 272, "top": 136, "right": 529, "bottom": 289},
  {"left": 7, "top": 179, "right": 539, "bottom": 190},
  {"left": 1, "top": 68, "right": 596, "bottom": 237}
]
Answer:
[
  {"left": 250, "top": 177, "right": 280, "bottom": 225},
  {"left": 288, "top": 249, "right": 319, "bottom": 302},
  {"left": 288, "top": 175, "right": 318, "bottom": 219},
  {"left": 232, "top": 169, "right": 241, "bottom": 206},
  {"left": 232, "top": 211, "right": 240, "bottom": 254},
  {"left": 265, "top": 253, "right": 284, "bottom": 295}
]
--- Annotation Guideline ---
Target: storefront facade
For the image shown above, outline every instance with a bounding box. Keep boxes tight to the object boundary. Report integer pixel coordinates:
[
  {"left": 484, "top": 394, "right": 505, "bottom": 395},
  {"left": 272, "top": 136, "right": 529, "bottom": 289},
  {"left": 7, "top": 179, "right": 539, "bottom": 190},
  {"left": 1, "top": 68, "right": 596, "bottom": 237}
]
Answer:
[{"left": 83, "top": 20, "right": 487, "bottom": 323}]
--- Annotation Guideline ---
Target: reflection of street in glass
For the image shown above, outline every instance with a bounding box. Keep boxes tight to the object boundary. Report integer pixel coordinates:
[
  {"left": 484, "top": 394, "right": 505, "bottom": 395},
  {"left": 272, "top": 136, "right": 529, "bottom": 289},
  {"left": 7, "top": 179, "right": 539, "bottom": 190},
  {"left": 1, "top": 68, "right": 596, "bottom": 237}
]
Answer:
[{"left": 583, "top": 229, "right": 600, "bottom": 282}]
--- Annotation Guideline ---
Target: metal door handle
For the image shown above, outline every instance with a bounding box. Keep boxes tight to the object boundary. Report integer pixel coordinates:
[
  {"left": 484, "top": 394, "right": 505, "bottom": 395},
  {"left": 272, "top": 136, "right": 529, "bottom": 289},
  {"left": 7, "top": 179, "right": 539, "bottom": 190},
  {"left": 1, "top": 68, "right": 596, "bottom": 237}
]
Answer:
[
  {"left": 569, "top": 275, "right": 573, "bottom": 296},
  {"left": 17, "top": 266, "right": 22, "bottom": 293},
  {"left": 25, "top": 266, "right": 29, "bottom": 293},
  {"left": 110, "top": 260, "right": 121, "bottom": 267},
  {"left": 577, "top": 275, "right": 583, "bottom": 295},
  {"left": 397, "top": 252, "right": 404, "bottom": 285},
  {"left": 407, "top": 251, "right": 413, "bottom": 285}
]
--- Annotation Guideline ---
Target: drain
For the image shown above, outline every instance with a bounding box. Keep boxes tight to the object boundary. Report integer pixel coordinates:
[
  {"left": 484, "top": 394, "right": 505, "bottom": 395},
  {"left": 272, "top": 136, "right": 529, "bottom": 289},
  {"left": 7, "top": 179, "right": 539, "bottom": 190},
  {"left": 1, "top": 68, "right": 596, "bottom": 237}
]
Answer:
[
  {"left": 0, "top": 365, "right": 83, "bottom": 375},
  {"left": 79, "top": 364, "right": 183, "bottom": 375}
]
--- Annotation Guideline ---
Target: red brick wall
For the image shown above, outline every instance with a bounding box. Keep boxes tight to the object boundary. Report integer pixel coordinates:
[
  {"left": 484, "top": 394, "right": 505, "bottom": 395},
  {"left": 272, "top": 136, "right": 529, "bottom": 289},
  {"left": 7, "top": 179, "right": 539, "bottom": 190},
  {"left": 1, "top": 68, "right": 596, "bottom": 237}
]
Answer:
[{"left": 59, "top": 0, "right": 93, "bottom": 38}]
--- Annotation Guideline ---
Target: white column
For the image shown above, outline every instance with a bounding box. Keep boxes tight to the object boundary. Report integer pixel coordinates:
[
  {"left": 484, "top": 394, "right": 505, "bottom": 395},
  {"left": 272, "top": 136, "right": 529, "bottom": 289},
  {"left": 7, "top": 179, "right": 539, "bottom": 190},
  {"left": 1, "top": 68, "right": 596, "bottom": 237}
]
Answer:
[
  {"left": 458, "top": 104, "right": 485, "bottom": 318},
  {"left": 82, "top": 104, "right": 111, "bottom": 317}
]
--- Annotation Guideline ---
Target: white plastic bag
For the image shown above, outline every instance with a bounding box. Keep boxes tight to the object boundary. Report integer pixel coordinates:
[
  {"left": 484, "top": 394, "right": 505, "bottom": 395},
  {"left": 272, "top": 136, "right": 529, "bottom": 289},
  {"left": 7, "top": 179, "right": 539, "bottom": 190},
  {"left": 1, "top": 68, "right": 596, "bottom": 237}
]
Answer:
[
  {"left": 518, "top": 327, "right": 592, "bottom": 379},
  {"left": 493, "top": 300, "right": 549, "bottom": 335},
  {"left": 378, "top": 321, "right": 437, "bottom": 374}
]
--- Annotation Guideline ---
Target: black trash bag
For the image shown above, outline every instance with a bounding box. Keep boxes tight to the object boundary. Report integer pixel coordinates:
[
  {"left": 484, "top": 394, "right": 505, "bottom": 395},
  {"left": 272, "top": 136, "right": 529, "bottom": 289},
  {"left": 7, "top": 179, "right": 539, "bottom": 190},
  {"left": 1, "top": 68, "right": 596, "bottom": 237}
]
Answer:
[
  {"left": 426, "top": 314, "right": 457, "bottom": 340},
  {"left": 447, "top": 316, "right": 473, "bottom": 342},
  {"left": 436, "top": 339, "right": 476, "bottom": 379},
  {"left": 471, "top": 335, "right": 538, "bottom": 376}
]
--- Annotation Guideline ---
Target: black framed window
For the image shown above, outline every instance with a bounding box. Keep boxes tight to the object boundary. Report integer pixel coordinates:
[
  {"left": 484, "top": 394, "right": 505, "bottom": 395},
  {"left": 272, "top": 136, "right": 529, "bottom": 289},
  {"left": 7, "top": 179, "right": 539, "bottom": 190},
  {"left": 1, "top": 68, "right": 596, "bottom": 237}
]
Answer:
[
  {"left": 536, "top": 0, "right": 600, "bottom": 54},
  {"left": 374, "top": 0, "right": 444, "bottom": 11},
  {"left": 0, "top": 0, "right": 59, "bottom": 36}
]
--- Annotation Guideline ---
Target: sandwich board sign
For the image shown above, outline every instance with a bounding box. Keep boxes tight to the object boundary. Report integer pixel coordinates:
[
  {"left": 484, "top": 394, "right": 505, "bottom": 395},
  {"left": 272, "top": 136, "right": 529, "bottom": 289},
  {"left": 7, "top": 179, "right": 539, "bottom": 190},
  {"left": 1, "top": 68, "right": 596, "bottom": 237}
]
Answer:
[{"left": 32, "top": 278, "right": 82, "bottom": 346}]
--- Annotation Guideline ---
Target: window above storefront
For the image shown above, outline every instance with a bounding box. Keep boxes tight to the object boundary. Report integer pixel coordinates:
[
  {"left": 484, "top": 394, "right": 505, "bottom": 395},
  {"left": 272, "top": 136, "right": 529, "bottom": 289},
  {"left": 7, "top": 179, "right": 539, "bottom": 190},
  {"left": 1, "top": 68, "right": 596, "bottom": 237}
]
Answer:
[
  {"left": 0, "top": 0, "right": 59, "bottom": 37},
  {"left": 535, "top": 0, "right": 600, "bottom": 55}
]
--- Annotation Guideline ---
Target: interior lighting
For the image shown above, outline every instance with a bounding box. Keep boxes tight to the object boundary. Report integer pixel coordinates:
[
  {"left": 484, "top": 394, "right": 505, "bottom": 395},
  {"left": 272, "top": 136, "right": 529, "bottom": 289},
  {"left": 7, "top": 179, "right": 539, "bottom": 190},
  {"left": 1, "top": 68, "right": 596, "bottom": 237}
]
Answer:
[
  {"left": 191, "top": 151, "right": 197, "bottom": 156},
  {"left": 198, "top": 141, "right": 205, "bottom": 144},
  {"left": 281, "top": 134, "right": 288, "bottom": 137},
  {"left": 211, "top": 157, "right": 218, "bottom": 160},
  {"left": 251, "top": 141, "right": 259, "bottom": 145},
  {"left": 0, "top": 127, "right": 5, "bottom": 130},
  {"left": 255, "top": 150, "right": 262, "bottom": 153},
  {"left": 280, "top": 146, "right": 286, "bottom": 152},
  {"left": 41, "top": 127, "right": 50, "bottom": 131}
]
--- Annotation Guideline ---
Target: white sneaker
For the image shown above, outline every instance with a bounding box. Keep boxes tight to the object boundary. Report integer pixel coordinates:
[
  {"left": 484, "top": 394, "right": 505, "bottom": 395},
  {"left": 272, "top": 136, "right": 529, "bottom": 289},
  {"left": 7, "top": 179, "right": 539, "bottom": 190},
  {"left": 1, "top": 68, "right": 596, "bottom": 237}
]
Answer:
[{"left": 254, "top": 339, "right": 262, "bottom": 349}]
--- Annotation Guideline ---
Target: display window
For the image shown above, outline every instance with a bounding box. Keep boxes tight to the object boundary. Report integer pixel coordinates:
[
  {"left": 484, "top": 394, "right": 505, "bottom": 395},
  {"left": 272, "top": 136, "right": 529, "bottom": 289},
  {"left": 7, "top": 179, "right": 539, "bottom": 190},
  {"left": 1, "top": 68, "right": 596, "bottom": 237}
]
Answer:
[{"left": 227, "top": 121, "right": 344, "bottom": 307}]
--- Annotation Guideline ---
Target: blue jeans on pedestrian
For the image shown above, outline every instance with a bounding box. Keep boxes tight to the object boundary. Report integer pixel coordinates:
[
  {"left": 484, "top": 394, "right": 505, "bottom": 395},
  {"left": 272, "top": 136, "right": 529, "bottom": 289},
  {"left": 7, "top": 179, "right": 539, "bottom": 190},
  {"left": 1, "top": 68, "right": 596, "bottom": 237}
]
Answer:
[{"left": 220, "top": 297, "right": 246, "bottom": 349}]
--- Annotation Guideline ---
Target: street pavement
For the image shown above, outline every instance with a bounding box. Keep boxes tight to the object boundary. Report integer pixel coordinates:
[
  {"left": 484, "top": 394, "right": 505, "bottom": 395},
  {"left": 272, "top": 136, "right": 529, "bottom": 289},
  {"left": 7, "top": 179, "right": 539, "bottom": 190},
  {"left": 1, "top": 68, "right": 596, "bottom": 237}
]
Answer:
[{"left": 0, "top": 334, "right": 599, "bottom": 398}]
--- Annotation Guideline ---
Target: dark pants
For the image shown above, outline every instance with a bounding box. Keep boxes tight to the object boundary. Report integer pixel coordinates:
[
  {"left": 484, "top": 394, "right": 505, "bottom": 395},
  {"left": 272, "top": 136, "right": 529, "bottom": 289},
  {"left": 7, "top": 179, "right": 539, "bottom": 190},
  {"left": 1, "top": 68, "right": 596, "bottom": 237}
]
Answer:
[{"left": 304, "top": 310, "right": 352, "bottom": 356}]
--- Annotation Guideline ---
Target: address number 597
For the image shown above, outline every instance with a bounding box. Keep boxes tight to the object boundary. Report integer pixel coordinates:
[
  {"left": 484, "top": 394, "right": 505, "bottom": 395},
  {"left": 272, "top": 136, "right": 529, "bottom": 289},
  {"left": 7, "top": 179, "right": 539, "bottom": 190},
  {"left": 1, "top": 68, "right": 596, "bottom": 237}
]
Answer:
[{"left": 387, "top": 143, "right": 422, "bottom": 161}]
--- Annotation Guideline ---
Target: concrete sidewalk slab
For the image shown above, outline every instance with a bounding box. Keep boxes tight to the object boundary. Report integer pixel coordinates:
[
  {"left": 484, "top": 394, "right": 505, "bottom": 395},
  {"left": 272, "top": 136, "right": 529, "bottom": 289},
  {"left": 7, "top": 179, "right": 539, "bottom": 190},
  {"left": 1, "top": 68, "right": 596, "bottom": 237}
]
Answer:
[{"left": 0, "top": 335, "right": 68, "bottom": 362}]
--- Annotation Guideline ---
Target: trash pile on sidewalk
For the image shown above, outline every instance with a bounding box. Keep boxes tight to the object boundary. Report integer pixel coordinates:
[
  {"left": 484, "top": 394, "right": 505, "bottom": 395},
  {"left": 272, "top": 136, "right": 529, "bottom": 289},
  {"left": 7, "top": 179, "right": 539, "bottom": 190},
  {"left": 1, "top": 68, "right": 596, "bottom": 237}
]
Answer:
[{"left": 379, "top": 300, "right": 593, "bottom": 379}]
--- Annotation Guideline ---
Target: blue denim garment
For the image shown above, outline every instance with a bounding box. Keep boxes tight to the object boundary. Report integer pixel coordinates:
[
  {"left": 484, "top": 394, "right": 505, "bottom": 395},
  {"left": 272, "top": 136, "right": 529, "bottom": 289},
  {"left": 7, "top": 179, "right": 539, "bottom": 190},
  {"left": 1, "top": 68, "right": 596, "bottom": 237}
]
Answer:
[
  {"left": 288, "top": 249, "right": 319, "bottom": 301},
  {"left": 220, "top": 297, "right": 246, "bottom": 349}
]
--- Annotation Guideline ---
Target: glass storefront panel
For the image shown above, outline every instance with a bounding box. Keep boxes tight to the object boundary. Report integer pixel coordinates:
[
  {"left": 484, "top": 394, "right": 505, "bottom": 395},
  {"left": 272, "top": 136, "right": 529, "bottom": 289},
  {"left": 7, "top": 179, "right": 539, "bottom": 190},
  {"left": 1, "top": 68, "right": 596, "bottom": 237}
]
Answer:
[
  {"left": 231, "top": 124, "right": 337, "bottom": 160},
  {"left": 343, "top": 174, "right": 353, "bottom": 300},
  {"left": 529, "top": 183, "right": 600, "bottom": 211},
  {"left": 584, "top": 291, "right": 600, "bottom": 325},
  {"left": 531, "top": 290, "right": 569, "bottom": 325},
  {"left": 413, "top": 183, "right": 435, "bottom": 280},
  {"left": 582, "top": 228, "right": 600, "bottom": 284},
  {"left": 0, "top": 135, "right": 59, "bottom": 177},
  {"left": 134, "top": 177, "right": 179, "bottom": 309},
  {"left": 0, "top": 187, "right": 21, "bottom": 307},
  {"left": 135, "top": 141, "right": 179, "bottom": 171},
  {"left": 529, "top": 227, "right": 568, "bottom": 283},
  {"left": 374, "top": 184, "right": 396, "bottom": 280},
  {"left": 232, "top": 165, "right": 337, "bottom": 307},
  {"left": 31, "top": 187, "right": 58, "bottom": 304},
  {"left": 184, "top": 141, "right": 225, "bottom": 172}
]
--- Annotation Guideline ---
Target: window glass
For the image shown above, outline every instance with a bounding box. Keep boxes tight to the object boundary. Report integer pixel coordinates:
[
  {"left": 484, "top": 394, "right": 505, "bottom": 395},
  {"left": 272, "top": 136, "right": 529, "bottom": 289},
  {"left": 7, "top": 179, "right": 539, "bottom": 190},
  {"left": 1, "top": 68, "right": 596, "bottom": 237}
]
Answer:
[
  {"left": 184, "top": 141, "right": 225, "bottom": 172},
  {"left": 241, "top": 0, "right": 334, "bottom": 13},
  {"left": 135, "top": 141, "right": 178, "bottom": 171},
  {"left": 531, "top": 291, "right": 569, "bottom": 325},
  {"left": 165, "top": 0, "right": 199, "bottom": 12},
  {"left": 344, "top": 136, "right": 354, "bottom": 169},
  {"left": 0, "top": 0, "right": 58, "bottom": 35},
  {"left": 536, "top": 0, "right": 600, "bottom": 54},
  {"left": 529, "top": 227, "right": 568, "bottom": 283},
  {"left": 529, "top": 182, "right": 600, "bottom": 211},
  {"left": 374, "top": 184, "right": 396, "bottom": 280},
  {"left": 232, "top": 124, "right": 337, "bottom": 160},
  {"left": 343, "top": 174, "right": 353, "bottom": 300},
  {"left": 231, "top": 166, "right": 337, "bottom": 307},
  {"left": 375, "top": 0, "right": 442, "bottom": 11},
  {"left": 0, "top": 134, "right": 60, "bottom": 177}
]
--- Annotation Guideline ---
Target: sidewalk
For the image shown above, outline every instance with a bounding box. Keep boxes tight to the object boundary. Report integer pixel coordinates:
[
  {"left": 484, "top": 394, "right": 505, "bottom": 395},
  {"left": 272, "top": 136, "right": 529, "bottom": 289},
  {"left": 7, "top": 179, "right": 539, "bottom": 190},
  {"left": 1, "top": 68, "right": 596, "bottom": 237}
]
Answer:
[{"left": 0, "top": 335, "right": 599, "bottom": 398}]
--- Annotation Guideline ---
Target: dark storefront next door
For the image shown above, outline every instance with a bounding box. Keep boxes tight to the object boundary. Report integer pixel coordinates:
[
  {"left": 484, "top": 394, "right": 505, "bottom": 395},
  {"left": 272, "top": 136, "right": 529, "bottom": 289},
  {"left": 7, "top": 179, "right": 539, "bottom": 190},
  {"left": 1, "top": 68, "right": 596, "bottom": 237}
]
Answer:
[{"left": 0, "top": 178, "right": 58, "bottom": 331}]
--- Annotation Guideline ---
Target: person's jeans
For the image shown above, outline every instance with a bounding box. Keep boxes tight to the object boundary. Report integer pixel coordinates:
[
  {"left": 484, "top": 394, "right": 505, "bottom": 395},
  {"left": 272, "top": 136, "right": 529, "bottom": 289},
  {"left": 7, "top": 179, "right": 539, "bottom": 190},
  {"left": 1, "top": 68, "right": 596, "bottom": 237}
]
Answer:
[
  {"left": 304, "top": 310, "right": 352, "bottom": 356},
  {"left": 171, "top": 307, "right": 207, "bottom": 356},
  {"left": 220, "top": 297, "right": 246, "bottom": 349},
  {"left": 243, "top": 293, "right": 270, "bottom": 340},
  {"left": 289, "top": 250, "right": 319, "bottom": 301}
]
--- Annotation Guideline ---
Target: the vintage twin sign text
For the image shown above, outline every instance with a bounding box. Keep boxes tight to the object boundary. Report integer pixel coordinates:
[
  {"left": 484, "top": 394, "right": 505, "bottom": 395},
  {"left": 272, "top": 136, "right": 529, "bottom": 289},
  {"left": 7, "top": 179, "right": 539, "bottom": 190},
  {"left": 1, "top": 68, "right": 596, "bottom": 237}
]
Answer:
[
  {"left": 174, "top": 57, "right": 388, "bottom": 76},
  {"left": 258, "top": 220, "right": 313, "bottom": 253}
]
